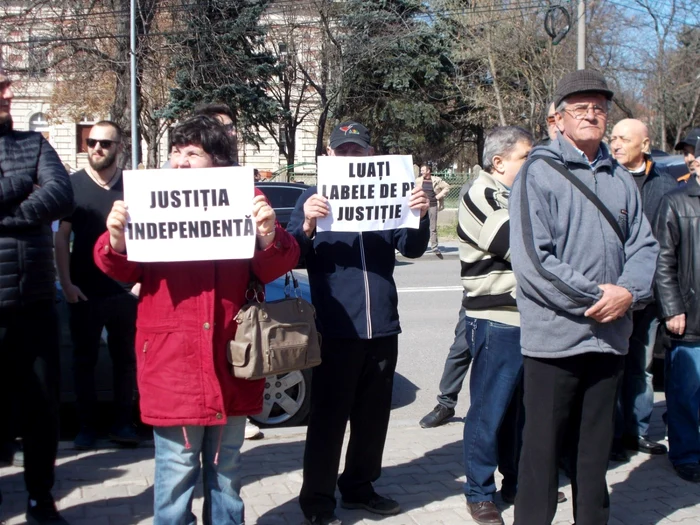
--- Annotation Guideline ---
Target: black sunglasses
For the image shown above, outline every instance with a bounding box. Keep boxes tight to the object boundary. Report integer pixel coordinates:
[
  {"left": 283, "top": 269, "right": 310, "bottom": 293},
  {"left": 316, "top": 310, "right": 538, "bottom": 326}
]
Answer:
[{"left": 86, "top": 138, "right": 120, "bottom": 149}]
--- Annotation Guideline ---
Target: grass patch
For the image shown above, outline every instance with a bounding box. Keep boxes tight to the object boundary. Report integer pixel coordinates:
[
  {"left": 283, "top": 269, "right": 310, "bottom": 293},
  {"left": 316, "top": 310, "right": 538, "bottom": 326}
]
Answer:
[{"left": 438, "top": 223, "right": 458, "bottom": 241}]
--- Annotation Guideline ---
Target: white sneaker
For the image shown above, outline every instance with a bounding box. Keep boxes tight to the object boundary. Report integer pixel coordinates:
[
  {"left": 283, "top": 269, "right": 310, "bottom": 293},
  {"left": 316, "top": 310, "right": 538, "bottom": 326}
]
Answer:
[{"left": 244, "top": 421, "right": 263, "bottom": 440}]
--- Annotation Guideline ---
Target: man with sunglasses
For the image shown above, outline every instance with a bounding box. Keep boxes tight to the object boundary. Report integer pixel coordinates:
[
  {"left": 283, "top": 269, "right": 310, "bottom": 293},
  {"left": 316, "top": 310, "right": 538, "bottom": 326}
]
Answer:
[
  {"left": 510, "top": 70, "right": 658, "bottom": 524},
  {"left": 0, "top": 68, "right": 74, "bottom": 524},
  {"left": 55, "top": 121, "right": 141, "bottom": 451}
]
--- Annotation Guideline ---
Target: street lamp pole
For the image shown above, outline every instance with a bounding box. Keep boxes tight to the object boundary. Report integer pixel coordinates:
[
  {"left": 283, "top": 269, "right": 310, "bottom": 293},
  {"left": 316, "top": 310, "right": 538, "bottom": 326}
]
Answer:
[
  {"left": 130, "top": 0, "right": 139, "bottom": 169},
  {"left": 577, "top": 0, "right": 586, "bottom": 70}
]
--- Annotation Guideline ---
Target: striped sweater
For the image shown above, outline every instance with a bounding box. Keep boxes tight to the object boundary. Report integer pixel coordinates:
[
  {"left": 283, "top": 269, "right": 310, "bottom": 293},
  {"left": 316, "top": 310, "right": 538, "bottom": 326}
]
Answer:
[{"left": 457, "top": 171, "right": 519, "bottom": 326}]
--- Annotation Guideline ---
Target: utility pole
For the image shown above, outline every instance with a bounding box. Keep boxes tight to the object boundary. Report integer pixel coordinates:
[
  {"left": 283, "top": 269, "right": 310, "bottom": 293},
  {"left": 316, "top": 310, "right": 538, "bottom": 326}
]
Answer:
[
  {"left": 577, "top": 0, "right": 586, "bottom": 69},
  {"left": 130, "top": 0, "right": 139, "bottom": 169}
]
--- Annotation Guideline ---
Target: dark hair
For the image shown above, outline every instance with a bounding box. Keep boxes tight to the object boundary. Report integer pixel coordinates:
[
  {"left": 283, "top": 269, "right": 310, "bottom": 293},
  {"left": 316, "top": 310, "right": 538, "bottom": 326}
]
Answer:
[
  {"left": 194, "top": 102, "right": 235, "bottom": 123},
  {"left": 93, "top": 120, "right": 123, "bottom": 140},
  {"left": 170, "top": 115, "right": 235, "bottom": 167}
]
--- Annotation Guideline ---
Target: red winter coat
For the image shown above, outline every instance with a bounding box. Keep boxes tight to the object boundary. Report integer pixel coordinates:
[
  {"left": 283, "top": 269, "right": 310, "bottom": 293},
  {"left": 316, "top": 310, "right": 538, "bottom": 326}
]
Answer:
[{"left": 93, "top": 206, "right": 300, "bottom": 427}]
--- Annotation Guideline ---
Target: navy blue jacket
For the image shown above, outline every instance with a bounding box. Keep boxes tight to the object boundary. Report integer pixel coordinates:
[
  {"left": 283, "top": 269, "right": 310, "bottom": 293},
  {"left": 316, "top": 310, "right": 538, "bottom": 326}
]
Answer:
[
  {"left": 635, "top": 156, "right": 680, "bottom": 225},
  {"left": 287, "top": 185, "right": 430, "bottom": 339}
]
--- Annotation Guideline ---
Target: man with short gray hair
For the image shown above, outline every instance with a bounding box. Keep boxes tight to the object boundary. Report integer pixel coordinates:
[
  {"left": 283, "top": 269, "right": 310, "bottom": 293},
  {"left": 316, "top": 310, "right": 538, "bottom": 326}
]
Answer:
[
  {"left": 460, "top": 126, "right": 533, "bottom": 525},
  {"left": 510, "top": 70, "right": 659, "bottom": 525}
]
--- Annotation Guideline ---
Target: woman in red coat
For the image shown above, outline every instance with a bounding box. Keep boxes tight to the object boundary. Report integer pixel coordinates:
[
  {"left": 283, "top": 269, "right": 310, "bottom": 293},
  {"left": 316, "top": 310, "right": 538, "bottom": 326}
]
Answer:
[{"left": 94, "top": 115, "right": 300, "bottom": 525}]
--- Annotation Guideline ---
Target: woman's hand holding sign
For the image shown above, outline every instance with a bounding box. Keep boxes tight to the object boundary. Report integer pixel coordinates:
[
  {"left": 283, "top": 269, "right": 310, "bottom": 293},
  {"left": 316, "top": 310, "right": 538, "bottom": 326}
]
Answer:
[
  {"left": 253, "top": 194, "right": 277, "bottom": 249},
  {"left": 107, "top": 200, "right": 129, "bottom": 254},
  {"left": 409, "top": 186, "right": 430, "bottom": 218},
  {"left": 303, "top": 194, "right": 330, "bottom": 238}
]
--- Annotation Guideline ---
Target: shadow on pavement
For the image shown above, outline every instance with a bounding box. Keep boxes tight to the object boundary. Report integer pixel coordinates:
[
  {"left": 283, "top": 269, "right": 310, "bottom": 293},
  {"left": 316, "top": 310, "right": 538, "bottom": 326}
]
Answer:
[
  {"left": 390, "top": 372, "right": 418, "bottom": 410},
  {"left": 0, "top": 445, "right": 156, "bottom": 524},
  {"left": 254, "top": 438, "right": 464, "bottom": 525},
  {"left": 607, "top": 399, "right": 700, "bottom": 525}
]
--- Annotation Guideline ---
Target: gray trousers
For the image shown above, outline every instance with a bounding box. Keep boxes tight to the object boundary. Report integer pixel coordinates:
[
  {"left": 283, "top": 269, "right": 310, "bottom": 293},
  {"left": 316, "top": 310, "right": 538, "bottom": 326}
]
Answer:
[{"left": 428, "top": 205, "right": 439, "bottom": 250}]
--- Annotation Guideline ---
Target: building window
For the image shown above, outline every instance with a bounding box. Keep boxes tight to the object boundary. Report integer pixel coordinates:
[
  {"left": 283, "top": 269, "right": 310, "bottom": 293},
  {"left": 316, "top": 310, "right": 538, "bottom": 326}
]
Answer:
[
  {"left": 76, "top": 123, "right": 93, "bottom": 154},
  {"left": 29, "top": 112, "right": 50, "bottom": 139}
]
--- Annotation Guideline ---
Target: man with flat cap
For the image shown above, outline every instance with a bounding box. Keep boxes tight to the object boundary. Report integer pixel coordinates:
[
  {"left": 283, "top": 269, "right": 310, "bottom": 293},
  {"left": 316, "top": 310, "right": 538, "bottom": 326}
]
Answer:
[
  {"left": 288, "top": 121, "right": 430, "bottom": 524},
  {"left": 675, "top": 127, "right": 700, "bottom": 183},
  {"left": 509, "top": 70, "right": 659, "bottom": 524}
]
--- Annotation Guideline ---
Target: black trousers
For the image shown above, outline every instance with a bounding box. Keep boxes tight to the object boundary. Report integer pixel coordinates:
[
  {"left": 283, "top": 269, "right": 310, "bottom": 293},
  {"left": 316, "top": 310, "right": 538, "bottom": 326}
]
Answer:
[
  {"left": 69, "top": 293, "right": 137, "bottom": 428},
  {"left": 0, "top": 300, "right": 60, "bottom": 500},
  {"left": 515, "top": 353, "right": 623, "bottom": 525},
  {"left": 299, "top": 335, "right": 398, "bottom": 518}
]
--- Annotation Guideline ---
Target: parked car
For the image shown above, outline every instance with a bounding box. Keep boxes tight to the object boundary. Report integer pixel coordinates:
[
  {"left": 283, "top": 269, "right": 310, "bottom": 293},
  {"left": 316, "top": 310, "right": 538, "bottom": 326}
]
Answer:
[
  {"left": 58, "top": 179, "right": 314, "bottom": 429},
  {"left": 57, "top": 272, "right": 313, "bottom": 428},
  {"left": 653, "top": 153, "right": 688, "bottom": 181},
  {"left": 255, "top": 181, "right": 309, "bottom": 229}
]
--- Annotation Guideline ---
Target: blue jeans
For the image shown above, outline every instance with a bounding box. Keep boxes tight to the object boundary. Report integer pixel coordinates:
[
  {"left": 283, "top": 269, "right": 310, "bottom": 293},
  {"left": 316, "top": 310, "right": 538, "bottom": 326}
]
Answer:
[
  {"left": 437, "top": 303, "right": 473, "bottom": 409},
  {"left": 667, "top": 341, "right": 700, "bottom": 466},
  {"left": 615, "top": 304, "right": 659, "bottom": 439},
  {"left": 463, "top": 317, "right": 523, "bottom": 503},
  {"left": 153, "top": 417, "right": 246, "bottom": 525}
]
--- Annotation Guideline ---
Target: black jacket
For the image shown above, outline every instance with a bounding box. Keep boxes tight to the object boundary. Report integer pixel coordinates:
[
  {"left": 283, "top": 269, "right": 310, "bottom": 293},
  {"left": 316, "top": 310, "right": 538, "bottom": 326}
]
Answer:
[
  {"left": 0, "top": 129, "right": 74, "bottom": 310},
  {"left": 287, "top": 185, "right": 430, "bottom": 339},
  {"left": 637, "top": 156, "right": 680, "bottom": 225},
  {"left": 654, "top": 178, "right": 700, "bottom": 341}
]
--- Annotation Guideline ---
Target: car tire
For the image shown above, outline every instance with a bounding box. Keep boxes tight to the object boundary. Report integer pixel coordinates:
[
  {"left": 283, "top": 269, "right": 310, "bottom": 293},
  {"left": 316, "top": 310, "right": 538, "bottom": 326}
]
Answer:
[{"left": 249, "top": 368, "right": 312, "bottom": 428}]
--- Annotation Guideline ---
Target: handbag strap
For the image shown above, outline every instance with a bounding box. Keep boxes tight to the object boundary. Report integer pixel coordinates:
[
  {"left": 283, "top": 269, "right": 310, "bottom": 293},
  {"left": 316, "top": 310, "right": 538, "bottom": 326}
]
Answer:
[{"left": 531, "top": 156, "right": 625, "bottom": 246}]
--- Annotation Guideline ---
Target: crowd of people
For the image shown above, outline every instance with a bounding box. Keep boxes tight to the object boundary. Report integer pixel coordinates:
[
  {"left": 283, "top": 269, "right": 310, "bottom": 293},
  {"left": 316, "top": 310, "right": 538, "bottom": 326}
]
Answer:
[{"left": 1, "top": 62, "right": 700, "bottom": 525}]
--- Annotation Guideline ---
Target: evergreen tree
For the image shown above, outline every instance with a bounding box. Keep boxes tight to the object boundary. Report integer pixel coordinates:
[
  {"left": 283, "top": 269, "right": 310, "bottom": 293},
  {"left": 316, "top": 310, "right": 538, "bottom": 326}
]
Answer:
[
  {"left": 163, "top": 0, "right": 280, "bottom": 146},
  {"left": 331, "top": 0, "right": 459, "bottom": 157}
]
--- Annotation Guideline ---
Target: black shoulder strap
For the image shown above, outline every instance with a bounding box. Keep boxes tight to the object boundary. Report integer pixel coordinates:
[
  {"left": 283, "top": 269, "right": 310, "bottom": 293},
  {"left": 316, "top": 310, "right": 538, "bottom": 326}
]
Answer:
[{"left": 531, "top": 156, "right": 625, "bottom": 245}]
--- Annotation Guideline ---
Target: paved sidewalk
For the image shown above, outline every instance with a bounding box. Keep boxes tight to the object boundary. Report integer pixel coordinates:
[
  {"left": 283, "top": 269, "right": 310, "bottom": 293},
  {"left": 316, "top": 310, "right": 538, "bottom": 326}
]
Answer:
[{"left": 2, "top": 415, "right": 700, "bottom": 525}]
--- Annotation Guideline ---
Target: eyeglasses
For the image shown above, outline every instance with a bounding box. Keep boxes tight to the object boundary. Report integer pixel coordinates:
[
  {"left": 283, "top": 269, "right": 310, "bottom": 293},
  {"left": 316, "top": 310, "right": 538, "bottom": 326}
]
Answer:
[
  {"left": 86, "top": 138, "right": 119, "bottom": 149},
  {"left": 563, "top": 104, "right": 608, "bottom": 120}
]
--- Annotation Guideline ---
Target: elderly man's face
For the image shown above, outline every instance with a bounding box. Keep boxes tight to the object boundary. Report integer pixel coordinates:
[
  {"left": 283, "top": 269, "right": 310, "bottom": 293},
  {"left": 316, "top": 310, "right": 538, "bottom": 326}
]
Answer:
[
  {"left": 546, "top": 103, "right": 557, "bottom": 141},
  {"left": 170, "top": 144, "right": 215, "bottom": 169},
  {"left": 555, "top": 93, "right": 608, "bottom": 149},
  {"left": 610, "top": 121, "right": 649, "bottom": 170},
  {"left": 0, "top": 77, "right": 14, "bottom": 125}
]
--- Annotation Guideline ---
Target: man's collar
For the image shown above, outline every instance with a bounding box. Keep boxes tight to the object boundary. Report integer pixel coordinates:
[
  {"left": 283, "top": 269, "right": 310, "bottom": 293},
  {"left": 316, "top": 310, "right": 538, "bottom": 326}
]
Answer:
[{"left": 555, "top": 134, "right": 612, "bottom": 170}]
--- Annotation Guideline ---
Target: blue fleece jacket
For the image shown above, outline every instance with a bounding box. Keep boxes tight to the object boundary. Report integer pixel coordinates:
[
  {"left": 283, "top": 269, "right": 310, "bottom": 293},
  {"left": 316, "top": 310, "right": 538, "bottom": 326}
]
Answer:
[
  {"left": 509, "top": 136, "right": 659, "bottom": 358},
  {"left": 287, "top": 185, "right": 430, "bottom": 339}
]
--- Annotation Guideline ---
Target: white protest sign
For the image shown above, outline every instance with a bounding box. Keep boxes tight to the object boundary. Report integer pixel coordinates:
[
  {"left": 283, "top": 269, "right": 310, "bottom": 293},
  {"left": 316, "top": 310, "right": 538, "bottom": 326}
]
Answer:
[
  {"left": 316, "top": 154, "right": 419, "bottom": 232},
  {"left": 122, "top": 167, "right": 255, "bottom": 262}
]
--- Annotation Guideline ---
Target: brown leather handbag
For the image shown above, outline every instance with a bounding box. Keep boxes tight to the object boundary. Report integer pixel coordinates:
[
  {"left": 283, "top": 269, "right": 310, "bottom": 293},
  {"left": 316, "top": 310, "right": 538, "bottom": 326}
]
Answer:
[{"left": 227, "top": 272, "right": 322, "bottom": 380}]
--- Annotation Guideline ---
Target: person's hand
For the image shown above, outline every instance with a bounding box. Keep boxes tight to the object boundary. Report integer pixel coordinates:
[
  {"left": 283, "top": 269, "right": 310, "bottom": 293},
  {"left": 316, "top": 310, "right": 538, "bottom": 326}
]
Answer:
[
  {"left": 409, "top": 186, "right": 430, "bottom": 218},
  {"left": 584, "top": 284, "right": 633, "bottom": 323},
  {"left": 253, "top": 194, "right": 276, "bottom": 248},
  {"left": 106, "top": 200, "right": 129, "bottom": 254},
  {"left": 303, "top": 194, "right": 329, "bottom": 238},
  {"left": 63, "top": 283, "right": 87, "bottom": 303},
  {"left": 666, "top": 313, "right": 686, "bottom": 336}
]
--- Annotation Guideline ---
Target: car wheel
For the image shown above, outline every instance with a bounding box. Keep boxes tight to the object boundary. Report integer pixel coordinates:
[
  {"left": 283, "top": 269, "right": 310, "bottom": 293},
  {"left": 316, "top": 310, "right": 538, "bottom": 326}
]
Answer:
[{"left": 250, "top": 368, "right": 312, "bottom": 427}]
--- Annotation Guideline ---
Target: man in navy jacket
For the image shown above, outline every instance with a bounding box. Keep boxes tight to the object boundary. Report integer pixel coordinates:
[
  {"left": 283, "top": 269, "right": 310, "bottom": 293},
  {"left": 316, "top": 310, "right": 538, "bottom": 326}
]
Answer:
[{"left": 288, "top": 121, "right": 429, "bottom": 525}]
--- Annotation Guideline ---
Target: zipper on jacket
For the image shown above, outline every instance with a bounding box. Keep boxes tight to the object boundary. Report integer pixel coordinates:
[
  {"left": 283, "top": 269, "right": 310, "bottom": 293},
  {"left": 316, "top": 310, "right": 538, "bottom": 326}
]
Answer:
[
  {"left": 358, "top": 232, "right": 373, "bottom": 338},
  {"left": 593, "top": 171, "right": 605, "bottom": 351}
]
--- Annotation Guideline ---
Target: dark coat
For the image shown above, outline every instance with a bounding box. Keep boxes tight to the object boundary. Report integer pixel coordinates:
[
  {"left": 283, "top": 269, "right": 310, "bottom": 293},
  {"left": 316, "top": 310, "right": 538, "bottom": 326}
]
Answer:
[
  {"left": 0, "top": 129, "right": 73, "bottom": 309},
  {"left": 654, "top": 178, "right": 700, "bottom": 341}
]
